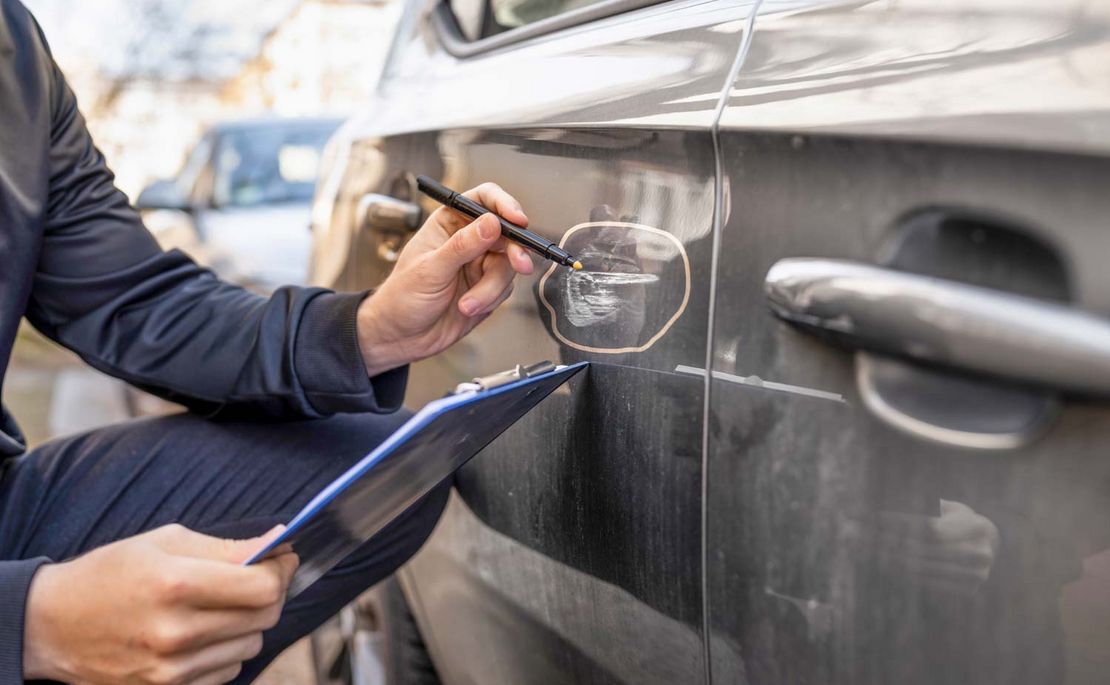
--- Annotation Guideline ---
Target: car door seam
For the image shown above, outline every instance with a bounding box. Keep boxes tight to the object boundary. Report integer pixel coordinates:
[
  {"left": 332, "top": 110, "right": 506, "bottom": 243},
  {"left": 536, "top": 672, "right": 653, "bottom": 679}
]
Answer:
[{"left": 702, "top": 2, "right": 763, "bottom": 683}]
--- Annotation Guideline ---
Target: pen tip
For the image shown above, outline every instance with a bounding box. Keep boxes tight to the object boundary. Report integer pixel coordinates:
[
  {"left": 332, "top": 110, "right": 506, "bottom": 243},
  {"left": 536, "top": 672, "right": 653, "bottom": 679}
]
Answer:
[{"left": 572, "top": 261, "right": 583, "bottom": 271}]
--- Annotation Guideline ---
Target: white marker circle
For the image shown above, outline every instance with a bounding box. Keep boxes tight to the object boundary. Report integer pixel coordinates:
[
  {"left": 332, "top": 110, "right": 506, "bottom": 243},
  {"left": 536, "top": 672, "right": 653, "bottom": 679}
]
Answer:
[{"left": 538, "top": 221, "right": 691, "bottom": 354}]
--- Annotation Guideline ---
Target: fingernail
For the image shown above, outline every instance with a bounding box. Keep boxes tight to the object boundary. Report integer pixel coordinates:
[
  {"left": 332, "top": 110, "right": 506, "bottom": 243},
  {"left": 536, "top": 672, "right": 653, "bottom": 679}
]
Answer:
[
  {"left": 459, "top": 297, "right": 478, "bottom": 316},
  {"left": 478, "top": 215, "right": 496, "bottom": 240}
]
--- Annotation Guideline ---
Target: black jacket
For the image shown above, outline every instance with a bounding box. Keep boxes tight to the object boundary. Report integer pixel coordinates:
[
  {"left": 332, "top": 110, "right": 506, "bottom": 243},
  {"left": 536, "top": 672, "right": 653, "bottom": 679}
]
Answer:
[{"left": 0, "top": 1, "right": 405, "bottom": 676}]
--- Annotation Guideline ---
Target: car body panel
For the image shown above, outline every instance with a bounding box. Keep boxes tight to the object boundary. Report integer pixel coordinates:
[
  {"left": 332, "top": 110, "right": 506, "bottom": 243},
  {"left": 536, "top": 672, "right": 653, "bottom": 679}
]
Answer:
[
  {"left": 721, "top": 0, "right": 1110, "bottom": 156},
  {"left": 406, "top": 363, "right": 713, "bottom": 684},
  {"left": 312, "top": 1, "right": 755, "bottom": 682},
  {"left": 707, "top": 130, "right": 1110, "bottom": 685},
  {"left": 705, "top": 5, "right": 1110, "bottom": 675},
  {"left": 357, "top": 0, "right": 753, "bottom": 136},
  {"left": 343, "top": 123, "right": 722, "bottom": 684},
  {"left": 311, "top": 0, "right": 1110, "bottom": 682},
  {"left": 708, "top": 1, "right": 1110, "bottom": 676}
]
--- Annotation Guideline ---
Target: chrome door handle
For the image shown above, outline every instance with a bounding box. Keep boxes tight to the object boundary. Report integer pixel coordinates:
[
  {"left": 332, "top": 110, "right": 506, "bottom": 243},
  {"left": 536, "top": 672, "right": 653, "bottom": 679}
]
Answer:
[
  {"left": 764, "top": 258, "right": 1110, "bottom": 396},
  {"left": 357, "top": 194, "right": 422, "bottom": 232},
  {"left": 357, "top": 194, "right": 422, "bottom": 263}
]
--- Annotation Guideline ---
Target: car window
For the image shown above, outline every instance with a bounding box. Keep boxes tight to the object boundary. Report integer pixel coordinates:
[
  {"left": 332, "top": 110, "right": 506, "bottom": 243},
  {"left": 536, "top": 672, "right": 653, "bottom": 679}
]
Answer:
[
  {"left": 449, "top": 0, "right": 610, "bottom": 39},
  {"left": 487, "top": 0, "right": 608, "bottom": 32},
  {"left": 174, "top": 133, "right": 215, "bottom": 201},
  {"left": 211, "top": 122, "right": 338, "bottom": 209}
]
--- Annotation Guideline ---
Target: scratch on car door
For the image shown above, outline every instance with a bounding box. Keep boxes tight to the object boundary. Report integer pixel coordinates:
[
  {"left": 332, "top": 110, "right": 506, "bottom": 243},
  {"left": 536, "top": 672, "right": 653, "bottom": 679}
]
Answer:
[{"left": 538, "top": 221, "right": 691, "bottom": 354}]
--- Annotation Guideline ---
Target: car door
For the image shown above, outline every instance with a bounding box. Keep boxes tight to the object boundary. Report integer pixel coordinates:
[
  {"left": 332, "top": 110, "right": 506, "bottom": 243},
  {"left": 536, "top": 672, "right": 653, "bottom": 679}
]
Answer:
[
  {"left": 706, "top": 1, "right": 1110, "bottom": 683},
  {"left": 310, "top": 0, "right": 755, "bottom": 681}
]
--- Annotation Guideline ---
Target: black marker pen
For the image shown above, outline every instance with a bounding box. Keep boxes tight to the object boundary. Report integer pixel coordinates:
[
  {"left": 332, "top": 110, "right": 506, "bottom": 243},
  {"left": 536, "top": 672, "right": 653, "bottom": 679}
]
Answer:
[{"left": 416, "top": 175, "right": 581, "bottom": 270}]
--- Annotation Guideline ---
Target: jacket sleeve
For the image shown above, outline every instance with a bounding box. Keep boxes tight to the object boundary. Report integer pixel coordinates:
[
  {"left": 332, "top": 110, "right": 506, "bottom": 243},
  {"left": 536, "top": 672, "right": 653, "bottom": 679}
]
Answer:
[
  {"left": 0, "top": 558, "right": 50, "bottom": 685},
  {"left": 20, "top": 21, "right": 405, "bottom": 419}
]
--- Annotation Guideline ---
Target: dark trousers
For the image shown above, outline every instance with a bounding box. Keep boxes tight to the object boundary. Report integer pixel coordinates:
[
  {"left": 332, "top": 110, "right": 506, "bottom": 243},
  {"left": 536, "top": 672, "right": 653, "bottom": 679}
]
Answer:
[{"left": 0, "top": 411, "right": 450, "bottom": 683}]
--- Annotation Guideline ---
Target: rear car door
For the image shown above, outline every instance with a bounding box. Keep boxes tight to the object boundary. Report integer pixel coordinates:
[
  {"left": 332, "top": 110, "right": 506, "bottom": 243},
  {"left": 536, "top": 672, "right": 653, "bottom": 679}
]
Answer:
[
  {"left": 310, "top": 0, "right": 756, "bottom": 682},
  {"left": 706, "top": 1, "right": 1110, "bottom": 683}
]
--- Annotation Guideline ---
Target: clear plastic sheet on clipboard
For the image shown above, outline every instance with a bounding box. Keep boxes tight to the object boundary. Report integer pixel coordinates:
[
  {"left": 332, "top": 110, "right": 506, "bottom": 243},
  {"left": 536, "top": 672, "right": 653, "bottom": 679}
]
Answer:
[{"left": 246, "top": 361, "right": 588, "bottom": 597}]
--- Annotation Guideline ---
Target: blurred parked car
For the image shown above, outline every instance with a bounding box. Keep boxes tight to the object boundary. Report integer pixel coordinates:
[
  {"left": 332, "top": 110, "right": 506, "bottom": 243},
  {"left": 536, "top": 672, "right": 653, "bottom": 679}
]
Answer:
[
  {"left": 136, "top": 117, "right": 341, "bottom": 291},
  {"left": 309, "top": 0, "right": 1110, "bottom": 683}
]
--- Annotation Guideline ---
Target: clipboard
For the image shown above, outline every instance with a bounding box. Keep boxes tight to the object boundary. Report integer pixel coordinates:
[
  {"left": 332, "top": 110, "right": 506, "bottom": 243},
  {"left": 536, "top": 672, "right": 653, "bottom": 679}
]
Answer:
[{"left": 246, "top": 360, "right": 588, "bottom": 597}]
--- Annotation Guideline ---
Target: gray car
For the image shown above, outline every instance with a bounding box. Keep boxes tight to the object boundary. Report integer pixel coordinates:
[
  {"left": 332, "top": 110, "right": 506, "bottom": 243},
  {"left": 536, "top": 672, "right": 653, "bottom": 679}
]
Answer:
[
  {"left": 309, "top": 0, "right": 1110, "bottom": 683},
  {"left": 137, "top": 117, "right": 341, "bottom": 291}
]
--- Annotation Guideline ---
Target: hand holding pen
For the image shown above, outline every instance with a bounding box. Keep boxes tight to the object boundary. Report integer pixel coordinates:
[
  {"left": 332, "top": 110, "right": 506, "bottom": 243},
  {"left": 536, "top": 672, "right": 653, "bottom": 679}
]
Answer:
[
  {"left": 417, "top": 176, "right": 581, "bottom": 270},
  {"left": 355, "top": 181, "right": 536, "bottom": 376}
]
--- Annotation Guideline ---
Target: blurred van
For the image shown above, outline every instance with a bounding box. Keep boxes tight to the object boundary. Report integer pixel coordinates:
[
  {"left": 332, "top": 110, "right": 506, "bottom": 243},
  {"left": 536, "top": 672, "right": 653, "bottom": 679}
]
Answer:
[{"left": 136, "top": 116, "right": 341, "bottom": 291}]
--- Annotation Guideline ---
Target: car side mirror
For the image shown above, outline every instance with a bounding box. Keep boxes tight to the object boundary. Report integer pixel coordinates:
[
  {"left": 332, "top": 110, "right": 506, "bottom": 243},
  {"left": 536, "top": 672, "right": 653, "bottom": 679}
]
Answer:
[{"left": 135, "top": 179, "right": 192, "bottom": 213}]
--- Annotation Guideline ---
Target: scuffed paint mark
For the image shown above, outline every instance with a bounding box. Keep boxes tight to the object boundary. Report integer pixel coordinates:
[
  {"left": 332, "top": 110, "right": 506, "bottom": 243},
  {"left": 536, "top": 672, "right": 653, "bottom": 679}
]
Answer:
[
  {"left": 539, "top": 221, "right": 691, "bottom": 355},
  {"left": 675, "top": 365, "right": 846, "bottom": 403},
  {"left": 563, "top": 269, "right": 660, "bottom": 327},
  {"left": 764, "top": 587, "right": 835, "bottom": 641}
]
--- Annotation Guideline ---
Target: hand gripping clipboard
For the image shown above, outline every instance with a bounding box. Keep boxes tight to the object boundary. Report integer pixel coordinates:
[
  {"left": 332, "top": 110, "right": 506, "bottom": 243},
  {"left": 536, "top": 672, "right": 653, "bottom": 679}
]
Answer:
[{"left": 246, "top": 360, "right": 588, "bottom": 597}]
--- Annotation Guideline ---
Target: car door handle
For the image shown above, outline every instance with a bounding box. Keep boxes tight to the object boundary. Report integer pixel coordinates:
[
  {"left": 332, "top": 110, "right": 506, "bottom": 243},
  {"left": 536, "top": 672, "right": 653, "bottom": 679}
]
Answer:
[
  {"left": 357, "top": 194, "right": 422, "bottom": 262},
  {"left": 358, "top": 194, "right": 422, "bottom": 232},
  {"left": 764, "top": 257, "right": 1110, "bottom": 396}
]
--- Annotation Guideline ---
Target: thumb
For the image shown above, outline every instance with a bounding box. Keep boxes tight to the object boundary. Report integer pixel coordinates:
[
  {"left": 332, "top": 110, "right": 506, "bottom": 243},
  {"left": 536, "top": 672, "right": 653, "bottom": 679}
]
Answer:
[
  {"left": 155, "top": 523, "right": 287, "bottom": 564},
  {"left": 429, "top": 213, "right": 501, "bottom": 273},
  {"left": 225, "top": 524, "right": 287, "bottom": 564}
]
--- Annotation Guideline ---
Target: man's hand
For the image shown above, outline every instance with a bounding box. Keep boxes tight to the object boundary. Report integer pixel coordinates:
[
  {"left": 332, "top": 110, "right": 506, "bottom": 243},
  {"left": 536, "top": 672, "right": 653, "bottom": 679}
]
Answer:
[
  {"left": 356, "top": 182, "right": 535, "bottom": 376},
  {"left": 23, "top": 524, "right": 297, "bottom": 685}
]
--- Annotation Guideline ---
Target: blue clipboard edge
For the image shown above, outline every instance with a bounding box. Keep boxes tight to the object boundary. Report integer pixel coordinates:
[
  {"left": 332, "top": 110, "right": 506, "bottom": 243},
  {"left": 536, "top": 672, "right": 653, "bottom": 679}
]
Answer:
[{"left": 245, "top": 361, "right": 589, "bottom": 565}]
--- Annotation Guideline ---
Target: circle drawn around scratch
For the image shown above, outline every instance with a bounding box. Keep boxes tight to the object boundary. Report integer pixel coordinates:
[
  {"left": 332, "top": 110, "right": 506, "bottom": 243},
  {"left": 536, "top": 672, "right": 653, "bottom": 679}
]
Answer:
[{"left": 538, "top": 221, "right": 691, "bottom": 355}]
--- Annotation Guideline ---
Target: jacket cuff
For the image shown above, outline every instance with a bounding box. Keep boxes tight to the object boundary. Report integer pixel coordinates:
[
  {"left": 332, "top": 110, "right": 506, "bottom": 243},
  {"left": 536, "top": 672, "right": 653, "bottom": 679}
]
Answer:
[
  {"left": 0, "top": 558, "right": 51, "bottom": 685},
  {"left": 294, "top": 291, "right": 408, "bottom": 414}
]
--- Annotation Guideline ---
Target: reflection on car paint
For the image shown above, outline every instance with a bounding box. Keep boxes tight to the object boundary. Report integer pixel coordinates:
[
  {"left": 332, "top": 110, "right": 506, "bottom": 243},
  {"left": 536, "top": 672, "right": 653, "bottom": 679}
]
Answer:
[
  {"left": 538, "top": 222, "right": 691, "bottom": 354},
  {"left": 721, "top": 0, "right": 1110, "bottom": 156},
  {"left": 409, "top": 493, "right": 725, "bottom": 684}
]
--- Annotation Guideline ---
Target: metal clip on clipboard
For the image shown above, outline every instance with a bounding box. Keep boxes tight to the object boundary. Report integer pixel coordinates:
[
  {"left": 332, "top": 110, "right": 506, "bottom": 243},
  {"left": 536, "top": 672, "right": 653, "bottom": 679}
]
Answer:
[{"left": 454, "top": 360, "right": 558, "bottom": 394}]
